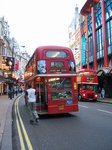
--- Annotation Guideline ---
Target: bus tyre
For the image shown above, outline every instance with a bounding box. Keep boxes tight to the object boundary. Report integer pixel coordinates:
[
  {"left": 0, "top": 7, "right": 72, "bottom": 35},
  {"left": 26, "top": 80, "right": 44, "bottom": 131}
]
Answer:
[{"left": 78, "top": 95, "right": 82, "bottom": 101}]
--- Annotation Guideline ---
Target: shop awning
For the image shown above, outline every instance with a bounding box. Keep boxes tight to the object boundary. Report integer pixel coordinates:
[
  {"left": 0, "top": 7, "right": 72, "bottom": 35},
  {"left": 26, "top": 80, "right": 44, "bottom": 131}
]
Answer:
[
  {"left": 108, "top": 68, "right": 112, "bottom": 74},
  {"left": 97, "top": 68, "right": 112, "bottom": 76}
]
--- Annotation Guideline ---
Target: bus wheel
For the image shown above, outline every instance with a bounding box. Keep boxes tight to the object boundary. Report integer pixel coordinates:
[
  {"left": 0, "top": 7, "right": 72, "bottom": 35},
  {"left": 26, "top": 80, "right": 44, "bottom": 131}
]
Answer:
[{"left": 78, "top": 95, "right": 82, "bottom": 101}]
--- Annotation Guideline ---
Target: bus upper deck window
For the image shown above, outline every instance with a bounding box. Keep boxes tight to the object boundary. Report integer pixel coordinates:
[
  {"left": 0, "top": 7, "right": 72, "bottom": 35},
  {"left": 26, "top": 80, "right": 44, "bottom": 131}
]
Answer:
[
  {"left": 37, "top": 60, "right": 46, "bottom": 74},
  {"left": 46, "top": 51, "right": 67, "bottom": 58}
]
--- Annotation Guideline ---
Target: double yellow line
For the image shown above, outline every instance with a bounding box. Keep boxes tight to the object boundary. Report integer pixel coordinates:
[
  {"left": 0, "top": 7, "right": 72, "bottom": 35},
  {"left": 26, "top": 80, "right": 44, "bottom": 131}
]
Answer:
[{"left": 15, "top": 96, "right": 33, "bottom": 150}]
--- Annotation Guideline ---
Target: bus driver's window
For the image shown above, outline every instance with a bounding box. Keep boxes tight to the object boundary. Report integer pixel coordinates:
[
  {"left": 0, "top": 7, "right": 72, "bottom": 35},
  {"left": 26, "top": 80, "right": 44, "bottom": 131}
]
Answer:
[{"left": 83, "top": 85, "right": 86, "bottom": 90}]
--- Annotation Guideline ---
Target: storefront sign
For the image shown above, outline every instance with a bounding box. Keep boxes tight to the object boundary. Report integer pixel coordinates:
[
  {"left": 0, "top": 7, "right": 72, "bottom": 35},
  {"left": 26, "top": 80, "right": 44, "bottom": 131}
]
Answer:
[{"left": 1, "top": 56, "right": 14, "bottom": 71}]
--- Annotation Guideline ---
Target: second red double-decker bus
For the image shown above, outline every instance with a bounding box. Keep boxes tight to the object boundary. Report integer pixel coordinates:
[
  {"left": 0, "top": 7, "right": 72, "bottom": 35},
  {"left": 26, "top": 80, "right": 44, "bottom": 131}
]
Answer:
[
  {"left": 76, "top": 69, "right": 98, "bottom": 101},
  {"left": 24, "top": 46, "right": 78, "bottom": 114}
]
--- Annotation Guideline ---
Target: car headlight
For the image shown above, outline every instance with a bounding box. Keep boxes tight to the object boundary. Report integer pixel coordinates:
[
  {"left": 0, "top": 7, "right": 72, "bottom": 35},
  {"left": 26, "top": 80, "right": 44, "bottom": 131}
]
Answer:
[
  {"left": 83, "top": 93, "right": 85, "bottom": 97},
  {"left": 95, "top": 94, "right": 98, "bottom": 97}
]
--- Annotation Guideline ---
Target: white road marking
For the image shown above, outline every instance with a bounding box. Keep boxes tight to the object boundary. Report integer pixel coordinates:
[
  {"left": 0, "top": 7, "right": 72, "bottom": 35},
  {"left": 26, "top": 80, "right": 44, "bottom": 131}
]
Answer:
[
  {"left": 79, "top": 105, "right": 88, "bottom": 108},
  {"left": 97, "top": 109, "right": 112, "bottom": 114}
]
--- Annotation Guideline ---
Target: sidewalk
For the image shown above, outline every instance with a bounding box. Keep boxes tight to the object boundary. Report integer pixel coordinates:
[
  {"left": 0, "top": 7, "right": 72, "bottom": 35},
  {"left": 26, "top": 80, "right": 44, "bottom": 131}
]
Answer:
[
  {"left": 0, "top": 96, "right": 11, "bottom": 142},
  {"left": 97, "top": 97, "right": 112, "bottom": 104},
  {"left": 0, "top": 95, "right": 15, "bottom": 150},
  {"left": 0, "top": 95, "right": 112, "bottom": 150}
]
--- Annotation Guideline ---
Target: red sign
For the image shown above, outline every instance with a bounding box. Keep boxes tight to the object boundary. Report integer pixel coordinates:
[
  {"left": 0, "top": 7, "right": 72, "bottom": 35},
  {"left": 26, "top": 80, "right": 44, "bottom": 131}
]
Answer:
[{"left": 15, "top": 60, "right": 19, "bottom": 70}]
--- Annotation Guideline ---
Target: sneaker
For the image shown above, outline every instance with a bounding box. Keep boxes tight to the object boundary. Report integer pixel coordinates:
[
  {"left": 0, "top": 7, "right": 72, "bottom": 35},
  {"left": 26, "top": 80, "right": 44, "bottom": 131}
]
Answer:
[
  {"left": 35, "top": 118, "right": 39, "bottom": 123},
  {"left": 30, "top": 120, "right": 34, "bottom": 124}
]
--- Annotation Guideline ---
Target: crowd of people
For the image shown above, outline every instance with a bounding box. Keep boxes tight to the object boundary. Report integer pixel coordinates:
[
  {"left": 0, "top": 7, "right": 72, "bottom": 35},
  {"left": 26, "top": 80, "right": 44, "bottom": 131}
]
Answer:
[
  {"left": 7, "top": 86, "right": 23, "bottom": 99},
  {"left": 6, "top": 84, "right": 39, "bottom": 125}
]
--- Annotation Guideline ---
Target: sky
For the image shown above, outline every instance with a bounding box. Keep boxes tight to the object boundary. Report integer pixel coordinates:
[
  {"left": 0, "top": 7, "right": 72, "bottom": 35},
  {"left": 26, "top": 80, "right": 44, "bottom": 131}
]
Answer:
[{"left": 0, "top": 0, "right": 86, "bottom": 56}]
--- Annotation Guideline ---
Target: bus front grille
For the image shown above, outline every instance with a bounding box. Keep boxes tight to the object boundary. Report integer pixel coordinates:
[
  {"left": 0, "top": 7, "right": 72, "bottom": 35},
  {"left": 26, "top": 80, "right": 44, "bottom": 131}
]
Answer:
[{"left": 87, "top": 93, "right": 94, "bottom": 99}]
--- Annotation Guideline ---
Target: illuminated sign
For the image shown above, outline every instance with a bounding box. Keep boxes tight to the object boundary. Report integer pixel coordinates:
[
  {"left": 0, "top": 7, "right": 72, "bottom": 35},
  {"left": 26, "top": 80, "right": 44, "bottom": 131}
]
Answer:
[
  {"left": 82, "top": 35, "right": 86, "bottom": 65},
  {"left": 49, "top": 69, "right": 67, "bottom": 73},
  {"left": 76, "top": 76, "right": 81, "bottom": 82},
  {"left": 15, "top": 60, "right": 19, "bottom": 70},
  {"left": 74, "top": 82, "right": 77, "bottom": 90},
  {"left": 87, "top": 77, "right": 94, "bottom": 82},
  {"left": 1, "top": 56, "right": 14, "bottom": 71}
]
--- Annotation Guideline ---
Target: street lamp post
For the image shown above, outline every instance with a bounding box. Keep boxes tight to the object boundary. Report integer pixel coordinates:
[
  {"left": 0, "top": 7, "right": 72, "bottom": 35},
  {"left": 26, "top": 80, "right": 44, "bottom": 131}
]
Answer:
[{"left": 10, "top": 43, "right": 15, "bottom": 98}]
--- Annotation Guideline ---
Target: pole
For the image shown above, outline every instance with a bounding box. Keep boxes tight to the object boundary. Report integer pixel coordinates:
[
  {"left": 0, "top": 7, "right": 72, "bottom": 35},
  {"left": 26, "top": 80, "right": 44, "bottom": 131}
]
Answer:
[
  {"left": 11, "top": 43, "right": 14, "bottom": 98},
  {"left": 39, "top": 78, "right": 41, "bottom": 112}
]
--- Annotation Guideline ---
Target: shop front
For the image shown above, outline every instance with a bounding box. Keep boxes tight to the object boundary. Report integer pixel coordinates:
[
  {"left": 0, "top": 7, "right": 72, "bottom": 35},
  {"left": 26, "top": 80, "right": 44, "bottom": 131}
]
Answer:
[{"left": 97, "top": 68, "right": 112, "bottom": 98}]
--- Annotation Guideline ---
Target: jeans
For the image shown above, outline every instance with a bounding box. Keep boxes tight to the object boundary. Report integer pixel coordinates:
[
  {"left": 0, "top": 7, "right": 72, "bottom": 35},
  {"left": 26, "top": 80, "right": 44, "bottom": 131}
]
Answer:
[{"left": 28, "top": 102, "right": 39, "bottom": 121}]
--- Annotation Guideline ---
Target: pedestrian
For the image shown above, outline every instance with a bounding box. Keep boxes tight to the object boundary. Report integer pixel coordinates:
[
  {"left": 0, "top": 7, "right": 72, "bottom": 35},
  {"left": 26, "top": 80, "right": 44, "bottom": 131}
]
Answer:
[
  {"left": 25, "top": 84, "right": 39, "bottom": 124},
  {"left": 98, "top": 87, "right": 101, "bottom": 98},
  {"left": 11, "top": 87, "right": 14, "bottom": 98},
  {"left": 15, "top": 86, "right": 18, "bottom": 96},
  {"left": 7, "top": 88, "right": 11, "bottom": 99},
  {"left": 24, "top": 89, "right": 28, "bottom": 106},
  {"left": 101, "top": 88, "right": 105, "bottom": 99}
]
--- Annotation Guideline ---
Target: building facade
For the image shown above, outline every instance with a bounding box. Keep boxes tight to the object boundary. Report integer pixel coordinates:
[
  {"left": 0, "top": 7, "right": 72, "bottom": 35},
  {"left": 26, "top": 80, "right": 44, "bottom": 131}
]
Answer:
[
  {"left": 80, "top": 0, "right": 112, "bottom": 97},
  {"left": 68, "top": 5, "right": 81, "bottom": 71},
  {"left": 0, "top": 17, "right": 30, "bottom": 95}
]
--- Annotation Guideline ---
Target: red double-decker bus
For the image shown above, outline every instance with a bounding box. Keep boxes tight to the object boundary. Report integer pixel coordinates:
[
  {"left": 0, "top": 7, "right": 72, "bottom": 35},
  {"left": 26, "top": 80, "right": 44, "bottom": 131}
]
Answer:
[
  {"left": 24, "top": 46, "right": 78, "bottom": 114},
  {"left": 76, "top": 69, "right": 98, "bottom": 101}
]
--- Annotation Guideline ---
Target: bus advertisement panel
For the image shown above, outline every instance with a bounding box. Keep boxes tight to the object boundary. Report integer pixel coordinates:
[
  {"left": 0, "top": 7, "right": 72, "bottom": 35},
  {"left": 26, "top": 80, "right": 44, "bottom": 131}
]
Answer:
[
  {"left": 77, "top": 69, "right": 98, "bottom": 101},
  {"left": 24, "top": 46, "right": 78, "bottom": 114}
]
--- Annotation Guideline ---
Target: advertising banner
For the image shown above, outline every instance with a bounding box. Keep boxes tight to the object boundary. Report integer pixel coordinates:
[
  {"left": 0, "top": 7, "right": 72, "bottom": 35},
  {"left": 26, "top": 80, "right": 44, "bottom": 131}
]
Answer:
[
  {"left": 82, "top": 35, "right": 86, "bottom": 65},
  {"left": 15, "top": 60, "right": 19, "bottom": 70}
]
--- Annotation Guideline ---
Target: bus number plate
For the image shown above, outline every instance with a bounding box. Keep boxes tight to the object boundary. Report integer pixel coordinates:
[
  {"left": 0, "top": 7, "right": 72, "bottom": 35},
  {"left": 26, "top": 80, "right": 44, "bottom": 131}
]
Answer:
[{"left": 59, "top": 105, "right": 64, "bottom": 110}]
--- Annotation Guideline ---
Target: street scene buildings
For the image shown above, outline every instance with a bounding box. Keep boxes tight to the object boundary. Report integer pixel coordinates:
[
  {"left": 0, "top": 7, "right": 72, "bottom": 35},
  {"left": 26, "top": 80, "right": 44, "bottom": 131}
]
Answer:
[
  {"left": 0, "top": 17, "right": 30, "bottom": 95},
  {"left": 68, "top": 0, "right": 112, "bottom": 98},
  {"left": 0, "top": 0, "right": 112, "bottom": 98},
  {"left": 0, "top": 1, "right": 112, "bottom": 150}
]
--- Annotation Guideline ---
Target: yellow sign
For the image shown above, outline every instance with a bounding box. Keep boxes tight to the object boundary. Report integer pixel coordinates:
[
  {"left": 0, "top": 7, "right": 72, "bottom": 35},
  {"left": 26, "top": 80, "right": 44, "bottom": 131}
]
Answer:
[
  {"left": 1, "top": 56, "right": 14, "bottom": 71},
  {"left": 76, "top": 76, "right": 81, "bottom": 82},
  {"left": 74, "top": 82, "right": 77, "bottom": 90},
  {"left": 1, "top": 65, "right": 9, "bottom": 70},
  {"left": 59, "top": 105, "right": 64, "bottom": 110}
]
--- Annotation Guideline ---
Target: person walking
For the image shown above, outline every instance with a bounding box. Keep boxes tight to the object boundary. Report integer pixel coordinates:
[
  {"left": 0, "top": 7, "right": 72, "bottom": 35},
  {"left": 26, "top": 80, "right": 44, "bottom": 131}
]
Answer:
[
  {"left": 24, "top": 89, "right": 28, "bottom": 106},
  {"left": 101, "top": 88, "right": 105, "bottom": 99},
  {"left": 15, "top": 86, "right": 18, "bottom": 96},
  {"left": 11, "top": 86, "right": 14, "bottom": 98},
  {"left": 7, "top": 88, "right": 11, "bottom": 99},
  {"left": 98, "top": 87, "right": 101, "bottom": 99},
  {"left": 25, "top": 85, "right": 39, "bottom": 124}
]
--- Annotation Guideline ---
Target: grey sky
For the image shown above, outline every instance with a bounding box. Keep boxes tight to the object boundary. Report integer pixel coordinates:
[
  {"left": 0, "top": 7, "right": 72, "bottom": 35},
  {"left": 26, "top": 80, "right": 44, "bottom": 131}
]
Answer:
[{"left": 0, "top": 0, "right": 86, "bottom": 55}]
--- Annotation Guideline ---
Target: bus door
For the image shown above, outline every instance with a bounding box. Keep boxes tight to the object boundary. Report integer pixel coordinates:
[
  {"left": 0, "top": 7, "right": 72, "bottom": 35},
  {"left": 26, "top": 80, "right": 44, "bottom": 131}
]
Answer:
[
  {"left": 36, "top": 78, "right": 47, "bottom": 113},
  {"left": 44, "top": 78, "right": 48, "bottom": 109}
]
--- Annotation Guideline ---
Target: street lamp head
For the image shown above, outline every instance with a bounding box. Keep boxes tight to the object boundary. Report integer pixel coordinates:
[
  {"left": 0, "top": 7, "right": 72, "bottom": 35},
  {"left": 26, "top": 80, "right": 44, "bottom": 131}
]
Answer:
[{"left": 21, "top": 46, "right": 25, "bottom": 48}]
